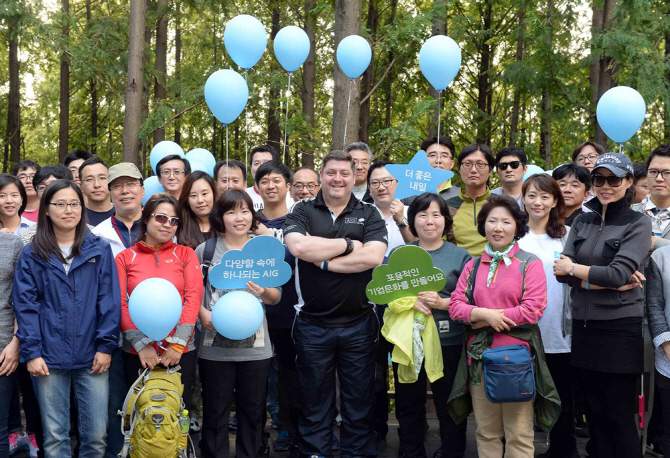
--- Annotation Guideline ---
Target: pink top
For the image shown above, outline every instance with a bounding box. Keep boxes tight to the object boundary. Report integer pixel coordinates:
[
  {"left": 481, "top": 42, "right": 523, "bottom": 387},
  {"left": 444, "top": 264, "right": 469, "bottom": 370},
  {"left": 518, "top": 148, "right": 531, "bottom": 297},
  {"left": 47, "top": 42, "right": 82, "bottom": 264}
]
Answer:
[
  {"left": 449, "top": 243, "right": 547, "bottom": 362},
  {"left": 22, "top": 209, "right": 38, "bottom": 222}
]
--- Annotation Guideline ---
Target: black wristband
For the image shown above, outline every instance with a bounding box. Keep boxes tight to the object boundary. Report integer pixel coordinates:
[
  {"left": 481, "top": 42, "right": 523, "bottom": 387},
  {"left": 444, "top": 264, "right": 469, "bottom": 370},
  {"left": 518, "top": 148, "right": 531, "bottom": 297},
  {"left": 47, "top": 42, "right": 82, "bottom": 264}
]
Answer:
[{"left": 343, "top": 237, "right": 354, "bottom": 256}]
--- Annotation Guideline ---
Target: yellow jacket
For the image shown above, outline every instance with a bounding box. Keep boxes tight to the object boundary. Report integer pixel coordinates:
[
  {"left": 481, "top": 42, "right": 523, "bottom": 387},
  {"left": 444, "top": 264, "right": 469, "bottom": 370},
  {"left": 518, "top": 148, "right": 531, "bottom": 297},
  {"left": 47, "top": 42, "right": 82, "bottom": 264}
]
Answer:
[{"left": 382, "top": 296, "right": 444, "bottom": 383}]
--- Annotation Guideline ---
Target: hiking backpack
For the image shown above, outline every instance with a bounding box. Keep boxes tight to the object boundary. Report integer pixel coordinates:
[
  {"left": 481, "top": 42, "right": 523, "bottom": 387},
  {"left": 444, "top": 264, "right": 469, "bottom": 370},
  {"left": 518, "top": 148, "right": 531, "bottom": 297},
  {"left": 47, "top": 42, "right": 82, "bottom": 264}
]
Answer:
[{"left": 119, "top": 366, "right": 193, "bottom": 458}]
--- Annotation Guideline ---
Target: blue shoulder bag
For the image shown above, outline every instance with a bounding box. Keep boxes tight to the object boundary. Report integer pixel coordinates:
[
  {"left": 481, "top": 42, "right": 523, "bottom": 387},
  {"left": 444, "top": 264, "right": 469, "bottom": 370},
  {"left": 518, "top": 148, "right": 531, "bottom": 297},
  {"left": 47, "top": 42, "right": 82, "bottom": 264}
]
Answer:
[{"left": 465, "top": 256, "right": 537, "bottom": 403}]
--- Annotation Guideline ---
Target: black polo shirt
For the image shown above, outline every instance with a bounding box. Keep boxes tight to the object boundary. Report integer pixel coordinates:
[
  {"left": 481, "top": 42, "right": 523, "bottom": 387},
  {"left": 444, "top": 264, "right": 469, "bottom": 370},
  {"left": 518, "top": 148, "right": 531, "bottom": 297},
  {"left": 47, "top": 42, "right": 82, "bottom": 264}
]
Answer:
[{"left": 284, "top": 191, "right": 388, "bottom": 327}]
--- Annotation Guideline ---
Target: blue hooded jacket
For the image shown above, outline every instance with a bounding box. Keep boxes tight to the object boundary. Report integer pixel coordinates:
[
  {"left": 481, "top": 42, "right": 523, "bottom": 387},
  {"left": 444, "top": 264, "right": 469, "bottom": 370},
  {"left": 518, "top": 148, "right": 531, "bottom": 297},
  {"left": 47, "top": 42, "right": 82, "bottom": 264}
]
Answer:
[{"left": 13, "top": 231, "right": 121, "bottom": 370}]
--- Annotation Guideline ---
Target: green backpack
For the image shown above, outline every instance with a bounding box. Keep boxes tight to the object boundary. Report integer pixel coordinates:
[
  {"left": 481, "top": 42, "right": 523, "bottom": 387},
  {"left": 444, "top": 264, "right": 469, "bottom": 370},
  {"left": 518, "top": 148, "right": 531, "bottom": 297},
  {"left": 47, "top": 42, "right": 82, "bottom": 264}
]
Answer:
[{"left": 119, "top": 366, "right": 193, "bottom": 458}]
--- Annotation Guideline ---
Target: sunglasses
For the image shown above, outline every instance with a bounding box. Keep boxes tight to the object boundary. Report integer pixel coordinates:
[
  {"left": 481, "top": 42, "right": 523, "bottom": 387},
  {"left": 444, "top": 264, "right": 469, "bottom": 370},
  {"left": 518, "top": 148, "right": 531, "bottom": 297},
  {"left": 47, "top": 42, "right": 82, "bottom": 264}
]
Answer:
[
  {"left": 592, "top": 175, "right": 623, "bottom": 187},
  {"left": 497, "top": 161, "right": 522, "bottom": 171},
  {"left": 151, "top": 213, "right": 180, "bottom": 227}
]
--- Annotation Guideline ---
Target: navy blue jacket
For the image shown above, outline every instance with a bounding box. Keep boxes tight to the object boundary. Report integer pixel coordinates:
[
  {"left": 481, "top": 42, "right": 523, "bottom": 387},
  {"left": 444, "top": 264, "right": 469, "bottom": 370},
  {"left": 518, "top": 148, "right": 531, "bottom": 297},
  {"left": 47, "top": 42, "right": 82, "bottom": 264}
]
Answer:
[{"left": 13, "top": 231, "right": 121, "bottom": 370}]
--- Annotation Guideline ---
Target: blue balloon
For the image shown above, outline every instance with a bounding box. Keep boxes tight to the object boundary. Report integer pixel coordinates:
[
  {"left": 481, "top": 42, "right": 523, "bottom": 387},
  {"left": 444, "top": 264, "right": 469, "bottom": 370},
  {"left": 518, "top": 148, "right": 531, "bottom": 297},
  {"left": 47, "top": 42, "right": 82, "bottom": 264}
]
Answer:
[
  {"left": 186, "top": 149, "right": 216, "bottom": 176},
  {"left": 523, "top": 164, "right": 545, "bottom": 182},
  {"left": 211, "top": 291, "right": 264, "bottom": 340},
  {"left": 150, "top": 141, "right": 184, "bottom": 175},
  {"left": 142, "top": 176, "right": 165, "bottom": 206},
  {"left": 188, "top": 160, "right": 209, "bottom": 175},
  {"left": 224, "top": 15, "right": 267, "bottom": 71},
  {"left": 204, "top": 69, "right": 249, "bottom": 126},
  {"left": 419, "top": 35, "right": 462, "bottom": 92},
  {"left": 128, "top": 278, "right": 183, "bottom": 342},
  {"left": 336, "top": 35, "right": 372, "bottom": 79},
  {"left": 273, "top": 26, "right": 310, "bottom": 73},
  {"left": 596, "top": 86, "right": 646, "bottom": 143}
]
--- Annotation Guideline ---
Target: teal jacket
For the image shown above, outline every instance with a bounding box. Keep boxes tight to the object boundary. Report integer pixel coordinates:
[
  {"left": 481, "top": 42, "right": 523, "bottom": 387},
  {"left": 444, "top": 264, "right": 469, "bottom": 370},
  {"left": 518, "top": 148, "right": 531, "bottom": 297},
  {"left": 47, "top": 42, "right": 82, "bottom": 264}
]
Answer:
[{"left": 446, "top": 324, "right": 561, "bottom": 433}]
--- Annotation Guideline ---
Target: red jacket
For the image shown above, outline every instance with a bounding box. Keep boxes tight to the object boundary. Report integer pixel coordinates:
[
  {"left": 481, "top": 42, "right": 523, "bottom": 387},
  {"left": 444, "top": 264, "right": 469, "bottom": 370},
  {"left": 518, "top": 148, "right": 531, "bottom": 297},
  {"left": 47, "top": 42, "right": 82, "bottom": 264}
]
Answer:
[{"left": 116, "top": 240, "right": 203, "bottom": 354}]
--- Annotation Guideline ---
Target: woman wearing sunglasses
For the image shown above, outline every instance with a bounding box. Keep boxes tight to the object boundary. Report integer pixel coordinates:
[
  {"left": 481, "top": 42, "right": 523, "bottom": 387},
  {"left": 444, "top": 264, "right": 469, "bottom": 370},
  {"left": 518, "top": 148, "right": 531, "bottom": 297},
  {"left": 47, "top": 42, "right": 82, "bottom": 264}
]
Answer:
[
  {"left": 13, "top": 180, "right": 120, "bottom": 457},
  {"left": 194, "top": 189, "right": 280, "bottom": 458},
  {"left": 554, "top": 153, "right": 651, "bottom": 458},
  {"left": 116, "top": 194, "right": 203, "bottom": 412}
]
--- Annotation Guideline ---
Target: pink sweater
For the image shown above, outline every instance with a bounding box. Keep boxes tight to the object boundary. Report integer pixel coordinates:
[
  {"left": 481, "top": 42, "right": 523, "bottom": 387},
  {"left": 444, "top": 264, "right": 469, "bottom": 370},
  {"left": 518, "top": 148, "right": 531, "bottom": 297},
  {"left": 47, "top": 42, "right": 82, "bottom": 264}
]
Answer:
[{"left": 449, "top": 243, "right": 547, "bottom": 361}]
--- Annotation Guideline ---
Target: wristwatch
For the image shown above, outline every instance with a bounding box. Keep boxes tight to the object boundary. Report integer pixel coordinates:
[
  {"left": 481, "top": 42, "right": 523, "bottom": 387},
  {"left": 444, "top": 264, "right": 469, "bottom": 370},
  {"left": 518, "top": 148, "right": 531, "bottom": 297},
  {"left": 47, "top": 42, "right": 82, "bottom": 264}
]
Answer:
[
  {"left": 342, "top": 237, "right": 354, "bottom": 256},
  {"left": 397, "top": 218, "right": 409, "bottom": 229},
  {"left": 569, "top": 263, "right": 575, "bottom": 276}
]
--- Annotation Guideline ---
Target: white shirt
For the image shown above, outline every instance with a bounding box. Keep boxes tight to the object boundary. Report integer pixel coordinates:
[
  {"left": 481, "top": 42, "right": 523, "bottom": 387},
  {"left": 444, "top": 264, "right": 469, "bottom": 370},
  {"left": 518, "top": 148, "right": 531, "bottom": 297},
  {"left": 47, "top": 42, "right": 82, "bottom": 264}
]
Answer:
[
  {"left": 245, "top": 186, "right": 295, "bottom": 212},
  {"left": 353, "top": 185, "right": 368, "bottom": 201},
  {"left": 518, "top": 229, "right": 571, "bottom": 353},
  {"left": 375, "top": 207, "right": 405, "bottom": 258}
]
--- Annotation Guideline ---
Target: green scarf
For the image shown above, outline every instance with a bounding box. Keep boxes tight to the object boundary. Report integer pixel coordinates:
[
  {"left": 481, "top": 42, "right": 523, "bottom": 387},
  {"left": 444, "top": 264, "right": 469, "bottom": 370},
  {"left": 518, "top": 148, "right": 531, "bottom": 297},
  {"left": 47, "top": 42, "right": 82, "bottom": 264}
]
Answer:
[{"left": 483, "top": 241, "right": 515, "bottom": 287}]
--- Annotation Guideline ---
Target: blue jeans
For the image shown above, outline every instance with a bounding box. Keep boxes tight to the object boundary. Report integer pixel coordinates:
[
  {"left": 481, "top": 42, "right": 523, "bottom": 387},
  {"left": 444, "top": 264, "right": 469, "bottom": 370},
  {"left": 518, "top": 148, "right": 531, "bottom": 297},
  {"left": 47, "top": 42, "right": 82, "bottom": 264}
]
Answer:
[
  {"left": 33, "top": 368, "right": 109, "bottom": 458},
  {"left": 0, "top": 372, "right": 18, "bottom": 456}
]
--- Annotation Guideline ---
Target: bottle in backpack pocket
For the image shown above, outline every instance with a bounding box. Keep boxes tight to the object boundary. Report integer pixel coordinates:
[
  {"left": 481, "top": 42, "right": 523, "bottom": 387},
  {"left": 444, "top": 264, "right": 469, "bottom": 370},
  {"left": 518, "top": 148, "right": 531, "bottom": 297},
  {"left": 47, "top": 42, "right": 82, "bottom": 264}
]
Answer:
[{"left": 180, "top": 410, "right": 190, "bottom": 435}]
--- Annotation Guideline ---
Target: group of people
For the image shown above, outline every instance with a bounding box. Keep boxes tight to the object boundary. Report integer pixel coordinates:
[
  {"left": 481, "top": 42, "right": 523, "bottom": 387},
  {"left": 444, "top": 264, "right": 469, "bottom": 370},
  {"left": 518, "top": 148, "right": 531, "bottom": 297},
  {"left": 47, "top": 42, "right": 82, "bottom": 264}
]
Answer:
[{"left": 0, "top": 138, "right": 668, "bottom": 458}]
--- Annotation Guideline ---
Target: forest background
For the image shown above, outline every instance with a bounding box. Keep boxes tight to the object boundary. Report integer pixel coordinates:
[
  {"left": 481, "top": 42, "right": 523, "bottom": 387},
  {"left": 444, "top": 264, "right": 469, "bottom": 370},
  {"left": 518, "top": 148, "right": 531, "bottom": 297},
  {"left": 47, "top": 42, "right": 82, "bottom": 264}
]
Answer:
[{"left": 1, "top": 0, "right": 669, "bottom": 179}]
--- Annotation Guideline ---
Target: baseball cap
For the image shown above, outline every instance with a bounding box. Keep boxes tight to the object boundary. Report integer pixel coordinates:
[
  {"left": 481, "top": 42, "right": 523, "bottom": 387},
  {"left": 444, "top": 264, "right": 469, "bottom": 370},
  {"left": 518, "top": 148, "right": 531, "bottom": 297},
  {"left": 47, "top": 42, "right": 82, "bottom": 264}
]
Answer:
[
  {"left": 108, "top": 163, "right": 143, "bottom": 188},
  {"left": 591, "top": 153, "right": 633, "bottom": 178}
]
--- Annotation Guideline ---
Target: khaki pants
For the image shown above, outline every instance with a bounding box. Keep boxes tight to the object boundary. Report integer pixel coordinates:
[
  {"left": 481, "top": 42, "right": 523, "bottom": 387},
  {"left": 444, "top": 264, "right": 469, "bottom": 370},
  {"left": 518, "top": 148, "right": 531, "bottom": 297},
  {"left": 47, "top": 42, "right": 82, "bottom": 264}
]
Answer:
[{"left": 470, "top": 382, "right": 535, "bottom": 458}]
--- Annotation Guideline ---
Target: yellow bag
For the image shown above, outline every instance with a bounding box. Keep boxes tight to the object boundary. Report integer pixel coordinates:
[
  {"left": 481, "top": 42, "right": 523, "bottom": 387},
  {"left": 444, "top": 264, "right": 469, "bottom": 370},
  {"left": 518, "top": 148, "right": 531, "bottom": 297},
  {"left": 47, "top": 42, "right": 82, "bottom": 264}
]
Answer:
[{"left": 119, "top": 366, "right": 190, "bottom": 458}]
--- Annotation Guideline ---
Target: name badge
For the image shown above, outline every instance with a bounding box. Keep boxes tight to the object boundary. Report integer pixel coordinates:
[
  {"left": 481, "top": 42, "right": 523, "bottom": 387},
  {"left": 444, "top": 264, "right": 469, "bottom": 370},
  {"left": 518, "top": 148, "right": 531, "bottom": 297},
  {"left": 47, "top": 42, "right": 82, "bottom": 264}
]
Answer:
[{"left": 554, "top": 251, "right": 561, "bottom": 259}]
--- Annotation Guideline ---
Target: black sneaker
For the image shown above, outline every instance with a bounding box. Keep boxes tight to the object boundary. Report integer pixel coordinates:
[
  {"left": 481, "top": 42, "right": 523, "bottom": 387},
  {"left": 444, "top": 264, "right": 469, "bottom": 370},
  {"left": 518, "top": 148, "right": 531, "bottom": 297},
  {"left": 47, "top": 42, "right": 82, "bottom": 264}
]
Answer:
[
  {"left": 574, "top": 413, "right": 589, "bottom": 438},
  {"left": 647, "top": 442, "right": 664, "bottom": 458},
  {"left": 257, "top": 436, "right": 270, "bottom": 458}
]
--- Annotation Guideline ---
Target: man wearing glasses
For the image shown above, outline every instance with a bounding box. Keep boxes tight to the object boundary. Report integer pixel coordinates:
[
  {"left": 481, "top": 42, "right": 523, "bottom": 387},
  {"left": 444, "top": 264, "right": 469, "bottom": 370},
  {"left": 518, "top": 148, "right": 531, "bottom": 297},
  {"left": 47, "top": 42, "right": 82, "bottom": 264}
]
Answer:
[
  {"left": 79, "top": 157, "right": 114, "bottom": 226},
  {"left": 368, "top": 161, "right": 407, "bottom": 256},
  {"left": 290, "top": 167, "right": 321, "bottom": 201},
  {"left": 156, "top": 154, "right": 191, "bottom": 199},
  {"left": 491, "top": 147, "right": 528, "bottom": 209},
  {"left": 632, "top": 145, "right": 670, "bottom": 252},
  {"left": 92, "top": 163, "right": 145, "bottom": 258},
  {"left": 445, "top": 144, "right": 495, "bottom": 257},
  {"left": 572, "top": 142, "right": 605, "bottom": 172},
  {"left": 344, "top": 142, "right": 374, "bottom": 203},
  {"left": 11, "top": 160, "right": 41, "bottom": 222}
]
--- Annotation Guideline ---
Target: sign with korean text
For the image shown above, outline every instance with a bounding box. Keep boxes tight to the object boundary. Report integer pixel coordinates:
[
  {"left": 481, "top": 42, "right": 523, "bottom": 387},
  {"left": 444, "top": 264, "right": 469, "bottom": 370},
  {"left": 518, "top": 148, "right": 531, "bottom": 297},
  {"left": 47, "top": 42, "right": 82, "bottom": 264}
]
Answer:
[
  {"left": 366, "top": 245, "right": 446, "bottom": 304},
  {"left": 385, "top": 150, "right": 455, "bottom": 200},
  {"left": 209, "top": 236, "right": 292, "bottom": 289}
]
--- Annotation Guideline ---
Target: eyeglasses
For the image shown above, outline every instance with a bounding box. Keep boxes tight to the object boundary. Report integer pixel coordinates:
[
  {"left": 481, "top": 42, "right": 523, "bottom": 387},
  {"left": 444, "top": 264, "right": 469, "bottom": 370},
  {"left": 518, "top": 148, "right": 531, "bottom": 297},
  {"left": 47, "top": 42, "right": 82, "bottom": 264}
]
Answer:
[
  {"left": 160, "top": 169, "right": 185, "bottom": 178},
  {"left": 49, "top": 201, "right": 82, "bottom": 210},
  {"left": 460, "top": 161, "right": 489, "bottom": 170},
  {"left": 151, "top": 213, "right": 180, "bottom": 227},
  {"left": 110, "top": 181, "right": 141, "bottom": 192},
  {"left": 82, "top": 176, "right": 109, "bottom": 185},
  {"left": 17, "top": 174, "right": 35, "bottom": 182},
  {"left": 293, "top": 182, "right": 318, "bottom": 191},
  {"left": 369, "top": 178, "right": 397, "bottom": 189},
  {"left": 36, "top": 184, "right": 48, "bottom": 192},
  {"left": 497, "top": 161, "right": 522, "bottom": 171},
  {"left": 576, "top": 154, "right": 599, "bottom": 164},
  {"left": 648, "top": 170, "right": 670, "bottom": 180},
  {"left": 592, "top": 175, "right": 623, "bottom": 187}
]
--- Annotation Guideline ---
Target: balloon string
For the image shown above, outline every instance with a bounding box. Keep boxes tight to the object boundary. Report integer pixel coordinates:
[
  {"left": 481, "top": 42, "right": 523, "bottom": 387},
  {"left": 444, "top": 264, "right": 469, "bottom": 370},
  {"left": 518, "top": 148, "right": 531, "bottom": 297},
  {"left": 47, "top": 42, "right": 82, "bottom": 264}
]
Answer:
[
  {"left": 283, "top": 73, "right": 291, "bottom": 163},
  {"left": 244, "top": 71, "right": 249, "bottom": 178},
  {"left": 226, "top": 124, "right": 229, "bottom": 183},
  {"left": 343, "top": 79, "right": 353, "bottom": 149},
  {"left": 437, "top": 90, "right": 442, "bottom": 167},
  {"left": 619, "top": 142, "right": 623, "bottom": 154}
]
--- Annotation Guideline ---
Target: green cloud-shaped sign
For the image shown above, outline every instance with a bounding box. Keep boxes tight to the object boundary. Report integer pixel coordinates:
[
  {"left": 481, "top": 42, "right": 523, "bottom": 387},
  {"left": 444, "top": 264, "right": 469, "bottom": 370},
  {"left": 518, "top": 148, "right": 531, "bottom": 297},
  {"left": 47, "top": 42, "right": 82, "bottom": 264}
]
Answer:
[{"left": 366, "top": 245, "right": 447, "bottom": 304}]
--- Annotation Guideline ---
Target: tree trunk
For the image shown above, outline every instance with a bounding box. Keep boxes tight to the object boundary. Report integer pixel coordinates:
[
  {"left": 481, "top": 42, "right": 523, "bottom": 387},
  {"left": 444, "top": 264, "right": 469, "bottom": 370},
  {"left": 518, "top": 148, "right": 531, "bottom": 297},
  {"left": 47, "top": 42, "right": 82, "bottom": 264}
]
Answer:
[
  {"left": 359, "top": 0, "right": 377, "bottom": 144},
  {"left": 267, "top": 8, "right": 282, "bottom": 154},
  {"left": 332, "top": 0, "right": 362, "bottom": 151},
  {"left": 86, "top": 0, "right": 97, "bottom": 153},
  {"left": 664, "top": 14, "right": 670, "bottom": 143},
  {"left": 475, "top": 0, "right": 492, "bottom": 144},
  {"left": 123, "top": 0, "right": 148, "bottom": 168},
  {"left": 301, "top": 0, "right": 316, "bottom": 167},
  {"left": 540, "top": 0, "right": 553, "bottom": 168},
  {"left": 174, "top": 2, "right": 181, "bottom": 145},
  {"left": 140, "top": 0, "right": 152, "bottom": 173},
  {"left": 594, "top": 0, "right": 617, "bottom": 148},
  {"left": 58, "top": 0, "right": 70, "bottom": 162},
  {"left": 211, "top": 9, "right": 218, "bottom": 157},
  {"left": 428, "top": 0, "right": 446, "bottom": 139},
  {"left": 152, "top": 0, "right": 169, "bottom": 146},
  {"left": 589, "top": 4, "right": 603, "bottom": 138},
  {"left": 509, "top": 7, "right": 525, "bottom": 147},
  {"left": 6, "top": 21, "right": 20, "bottom": 168}
]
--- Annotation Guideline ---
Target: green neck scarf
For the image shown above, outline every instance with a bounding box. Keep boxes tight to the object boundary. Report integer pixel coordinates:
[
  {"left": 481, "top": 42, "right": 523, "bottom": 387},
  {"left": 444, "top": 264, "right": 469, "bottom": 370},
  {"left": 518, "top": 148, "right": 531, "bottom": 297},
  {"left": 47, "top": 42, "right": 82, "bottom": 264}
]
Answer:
[{"left": 484, "top": 241, "right": 515, "bottom": 287}]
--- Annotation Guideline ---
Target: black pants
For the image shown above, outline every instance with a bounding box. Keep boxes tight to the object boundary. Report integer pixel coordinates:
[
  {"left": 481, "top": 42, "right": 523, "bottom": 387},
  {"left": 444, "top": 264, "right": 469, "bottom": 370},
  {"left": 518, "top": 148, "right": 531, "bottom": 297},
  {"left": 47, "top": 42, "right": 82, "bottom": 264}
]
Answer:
[
  {"left": 122, "top": 350, "right": 197, "bottom": 412},
  {"left": 394, "top": 345, "right": 465, "bottom": 458},
  {"left": 269, "top": 327, "right": 299, "bottom": 438},
  {"left": 373, "top": 306, "right": 394, "bottom": 440},
  {"left": 294, "top": 313, "right": 378, "bottom": 458},
  {"left": 653, "top": 371, "right": 670, "bottom": 456},
  {"left": 544, "top": 353, "right": 577, "bottom": 457},
  {"left": 577, "top": 367, "right": 641, "bottom": 458},
  {"left": 199, "top": 358, "right": 272, "bottom": 458}
]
